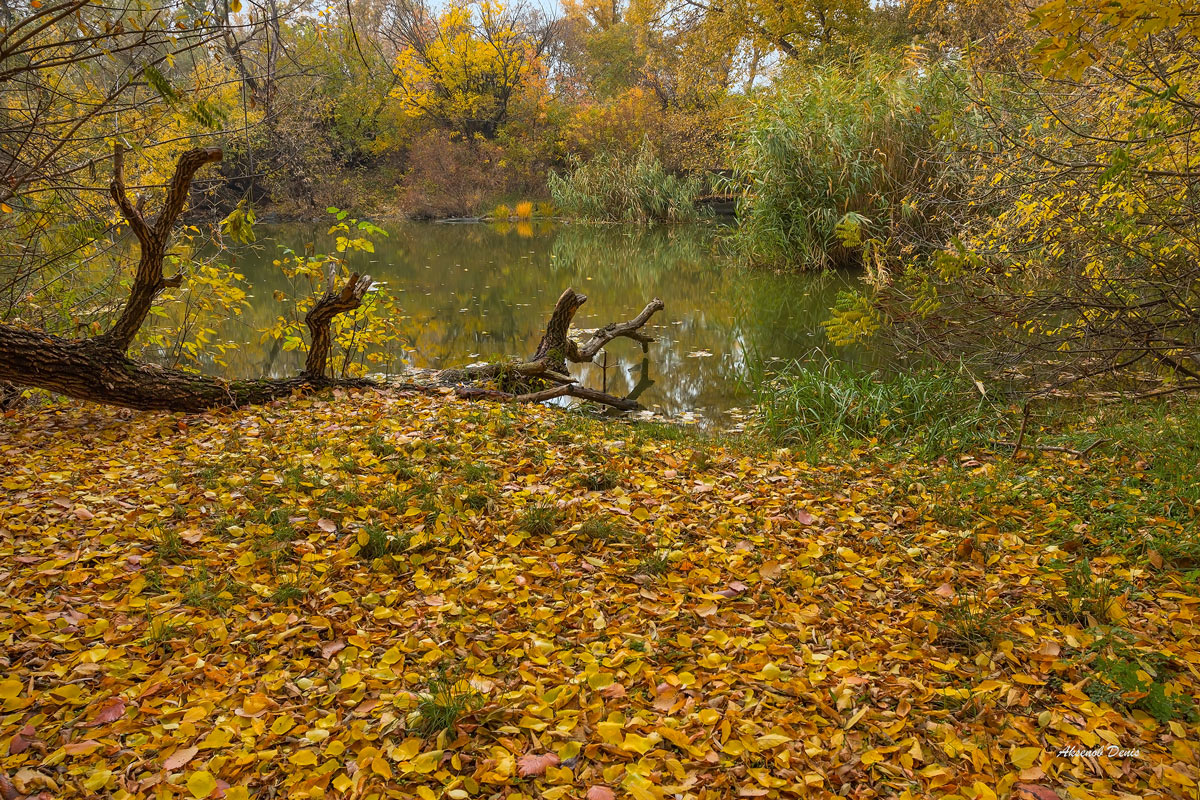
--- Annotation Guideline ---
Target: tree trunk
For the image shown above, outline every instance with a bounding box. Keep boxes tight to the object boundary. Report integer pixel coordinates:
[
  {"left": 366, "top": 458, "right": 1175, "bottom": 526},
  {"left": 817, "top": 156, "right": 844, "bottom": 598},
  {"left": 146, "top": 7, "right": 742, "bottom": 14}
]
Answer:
[{"left": 0, "top": 325, "right": 314, "bottom": 411}]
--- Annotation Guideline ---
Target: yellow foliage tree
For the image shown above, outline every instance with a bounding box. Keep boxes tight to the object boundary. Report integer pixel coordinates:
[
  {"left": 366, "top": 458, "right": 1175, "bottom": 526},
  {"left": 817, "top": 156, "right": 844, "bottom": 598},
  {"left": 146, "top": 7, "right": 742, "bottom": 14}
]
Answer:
[{"left": 389, "top": 0, "right": 553, "bottom": 139}]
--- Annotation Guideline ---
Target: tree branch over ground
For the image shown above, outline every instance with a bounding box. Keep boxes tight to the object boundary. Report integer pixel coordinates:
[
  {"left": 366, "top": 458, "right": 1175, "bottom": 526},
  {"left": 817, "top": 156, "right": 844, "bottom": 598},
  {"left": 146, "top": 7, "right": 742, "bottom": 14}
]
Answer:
[{"left": 0, "top": 149, "right": 664, "bottom": 413}]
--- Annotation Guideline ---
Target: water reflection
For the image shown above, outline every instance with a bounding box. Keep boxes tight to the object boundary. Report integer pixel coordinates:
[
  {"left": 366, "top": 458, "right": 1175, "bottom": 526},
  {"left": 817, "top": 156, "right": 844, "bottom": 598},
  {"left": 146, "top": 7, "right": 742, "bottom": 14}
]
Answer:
[{"left": 212, "top": 221, "right": 876, "bottom": 418}]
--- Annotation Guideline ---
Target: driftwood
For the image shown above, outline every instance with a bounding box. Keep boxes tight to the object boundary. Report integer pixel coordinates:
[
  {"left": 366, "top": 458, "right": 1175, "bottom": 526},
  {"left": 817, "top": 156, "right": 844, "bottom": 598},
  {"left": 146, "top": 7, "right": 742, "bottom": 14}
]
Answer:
[
  {"left": 0, "top": 145, "right": 663, "bottom": 414},
  {"left": 439, "top": 288, "right": 665, "bottom": 410}
]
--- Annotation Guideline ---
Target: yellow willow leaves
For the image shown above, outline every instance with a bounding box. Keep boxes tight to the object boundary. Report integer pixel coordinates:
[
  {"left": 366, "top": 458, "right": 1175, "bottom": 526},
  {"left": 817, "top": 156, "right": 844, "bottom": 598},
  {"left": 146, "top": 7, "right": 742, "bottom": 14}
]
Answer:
[{"left": 0, "top": 391, "right": 1197, "bottom": 798}]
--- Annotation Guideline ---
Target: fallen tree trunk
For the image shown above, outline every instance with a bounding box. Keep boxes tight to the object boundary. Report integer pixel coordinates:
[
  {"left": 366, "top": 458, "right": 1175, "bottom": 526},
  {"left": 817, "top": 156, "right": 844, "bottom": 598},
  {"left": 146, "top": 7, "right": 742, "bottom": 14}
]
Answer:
[{"left": 0, "top": 147, "right": 665, "bottom": 414}]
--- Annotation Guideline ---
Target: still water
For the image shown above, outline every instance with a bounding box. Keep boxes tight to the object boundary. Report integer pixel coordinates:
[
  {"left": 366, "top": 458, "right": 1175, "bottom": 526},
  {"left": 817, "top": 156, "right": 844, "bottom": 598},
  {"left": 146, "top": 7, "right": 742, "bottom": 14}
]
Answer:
[{"left": 212, "top": 221, "right": 871, "bottom": 419}]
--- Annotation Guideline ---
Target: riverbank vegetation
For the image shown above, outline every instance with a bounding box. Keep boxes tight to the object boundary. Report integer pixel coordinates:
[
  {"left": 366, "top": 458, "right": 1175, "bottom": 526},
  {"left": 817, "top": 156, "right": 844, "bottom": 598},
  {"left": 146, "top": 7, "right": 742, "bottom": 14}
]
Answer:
[{"left": 6, "top": 0, "right": 1194, "bottom": 402}]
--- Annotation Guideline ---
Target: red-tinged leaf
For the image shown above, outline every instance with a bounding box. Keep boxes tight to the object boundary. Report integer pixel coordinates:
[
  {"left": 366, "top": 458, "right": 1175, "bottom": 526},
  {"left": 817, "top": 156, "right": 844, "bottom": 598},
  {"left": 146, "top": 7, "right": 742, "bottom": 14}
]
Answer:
[
  {"left": 62, "top": 739, "right": 101, "bottom": 755},
  {"left": 796, "top": 510, "right": 814, "bottom": 525},
  {"left": 0, "top": 772, "right": 17, "bottom": 800},
  {"left": 162, "top": 746, "right": 198, "bottom": 771},
  {"left": 320, "top": 639, "right": 346, "bottom": 659},
  {"left": 516, "top": 752, "right": 559, "bottom": 778},
  {"left": 7, "top": 734, "right": 28, "bottom": 755},
  {"left": 586, "top": 786, "right": 615, "bottom": 800},
  {"left": 599, "top": 682, "right": 627, "bottom": 699},
  {"left": 934, "top": 582, "right": 955, "bottom": 598},
  {"left": 89, "top": 696, "right": 126, "bottom": 725},
  {"left": 352, "top": 699, "right": 381, "bottom": 716},
  {"left": 1015, "top": 785, "right": 1059, "bottom": 800}
]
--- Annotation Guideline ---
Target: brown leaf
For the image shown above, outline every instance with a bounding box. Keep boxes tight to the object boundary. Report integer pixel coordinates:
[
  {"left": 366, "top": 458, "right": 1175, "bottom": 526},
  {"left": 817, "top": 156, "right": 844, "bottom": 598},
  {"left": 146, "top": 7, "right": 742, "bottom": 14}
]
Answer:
[
  {"left": 162, "top": 745, "right": 198, "bottom": 771},
  {"left": 321, "top": 639, "right": 346, "bottom": 659},
  {"left": 516, "top": 752, "right": 559, "bottom": 778},
  {"left": 88, "top": 696, "right": 126, "bottom": 725},
  {"left": 934, "top": 582, "right": 955, "bottom": 598},
  {"left": 7, "top": 726, "right": 34, "bottom": 756},
  {"left": 758, "top": 560, "right": 783, "bottom": 580},
  {"left": 317, "top": 518, "right": 337, "bottom": 532},
  {"left": 600, "top": 683, "right": 627, "bottom": 699},
  {"left": 1015, "top": 785, "right": 1059, "bottom": 800},
  {"left": 0, "top": 773, "right": 15, "bottom": 800},
  {"left": 586, "top": 786, "right": 615, "bottom": 800}
]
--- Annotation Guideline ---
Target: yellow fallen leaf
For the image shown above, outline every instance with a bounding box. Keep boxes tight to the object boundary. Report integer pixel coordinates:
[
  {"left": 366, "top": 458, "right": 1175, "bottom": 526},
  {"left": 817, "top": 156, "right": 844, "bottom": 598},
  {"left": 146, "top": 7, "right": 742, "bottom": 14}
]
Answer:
[
  {"left": 1010, "top": 746, "right": 1041, "bottom": 770},
  {"left": 621, "top": 733, "right": 661, "bottom": 755},
  {"left": 410, "top": 749, "right": 443, "bottom": 773},
  {"left": 187, "top": 770, "right": 217, "bottom": 799},
  {"left": 289, "top": 749, "right": 319, "bottom": 766}
]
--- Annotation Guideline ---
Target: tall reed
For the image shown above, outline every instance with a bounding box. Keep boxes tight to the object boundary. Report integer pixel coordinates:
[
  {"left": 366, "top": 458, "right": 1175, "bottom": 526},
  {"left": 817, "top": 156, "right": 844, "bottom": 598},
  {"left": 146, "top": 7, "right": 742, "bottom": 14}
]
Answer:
[
  {"left": 727, "top": 54, "right": 968, "bottom": 270},
  {"left": 549, "top": 140, "right": 706, "bottom": 223}
]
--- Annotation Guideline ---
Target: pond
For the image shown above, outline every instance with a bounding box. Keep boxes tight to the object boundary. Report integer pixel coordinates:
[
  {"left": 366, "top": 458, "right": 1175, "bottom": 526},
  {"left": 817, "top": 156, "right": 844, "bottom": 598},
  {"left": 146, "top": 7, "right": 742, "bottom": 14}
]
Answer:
[{"left": 209, "top": 221, "right": 874, "bottom": 420}]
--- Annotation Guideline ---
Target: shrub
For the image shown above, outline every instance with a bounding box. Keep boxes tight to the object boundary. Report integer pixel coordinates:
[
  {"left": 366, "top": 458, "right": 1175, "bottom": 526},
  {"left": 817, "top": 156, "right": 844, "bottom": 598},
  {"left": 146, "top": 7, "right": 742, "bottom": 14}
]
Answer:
[
  {"left": 549, "top": 139, "right": 706, "bottom": 223},
  {"left": 402, "top": 130, "right": 505, "bottom": 218}
]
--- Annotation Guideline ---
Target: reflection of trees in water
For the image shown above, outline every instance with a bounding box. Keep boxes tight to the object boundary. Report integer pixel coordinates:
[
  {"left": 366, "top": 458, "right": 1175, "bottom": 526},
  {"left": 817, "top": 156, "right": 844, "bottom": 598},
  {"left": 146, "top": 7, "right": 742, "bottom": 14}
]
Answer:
[{"left": 205, "top": 221, "right": 878, "bottom": 415}]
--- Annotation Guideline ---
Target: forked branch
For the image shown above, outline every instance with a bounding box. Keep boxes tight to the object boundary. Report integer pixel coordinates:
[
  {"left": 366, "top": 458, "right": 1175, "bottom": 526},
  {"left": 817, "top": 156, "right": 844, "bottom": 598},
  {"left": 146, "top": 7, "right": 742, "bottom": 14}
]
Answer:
[
  {"left": 102, "top": 142, "right": 222, "bottom": 351},
  {"left": 442, "top": 288, "right": 665, "bottom": 410},
  {"left": 304, "top": 266, "right": 373, "bottom": 378}
]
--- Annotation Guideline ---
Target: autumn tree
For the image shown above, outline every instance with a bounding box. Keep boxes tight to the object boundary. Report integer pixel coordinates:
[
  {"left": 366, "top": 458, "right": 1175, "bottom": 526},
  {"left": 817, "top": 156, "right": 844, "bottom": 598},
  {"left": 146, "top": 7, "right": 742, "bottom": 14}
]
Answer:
[{"left": 385, "top": 0, "right": 557, "bottom": 140}]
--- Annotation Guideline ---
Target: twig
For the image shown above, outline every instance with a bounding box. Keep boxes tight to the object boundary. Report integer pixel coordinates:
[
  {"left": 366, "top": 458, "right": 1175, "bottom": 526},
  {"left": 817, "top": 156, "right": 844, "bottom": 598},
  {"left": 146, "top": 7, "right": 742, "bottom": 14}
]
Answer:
[
  {"left": 992, "top": 439, "right": 1108, "bottom": 458},
  {"left": 1012, "top": 401, "right": 1032, "bottom": 459}
]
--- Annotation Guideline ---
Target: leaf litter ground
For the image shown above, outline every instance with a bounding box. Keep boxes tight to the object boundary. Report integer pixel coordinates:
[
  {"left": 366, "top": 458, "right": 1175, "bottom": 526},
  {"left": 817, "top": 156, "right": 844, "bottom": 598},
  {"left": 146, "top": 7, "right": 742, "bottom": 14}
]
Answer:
[{"left": 1, "top": 391, "right": 1197, "bottom": 799}]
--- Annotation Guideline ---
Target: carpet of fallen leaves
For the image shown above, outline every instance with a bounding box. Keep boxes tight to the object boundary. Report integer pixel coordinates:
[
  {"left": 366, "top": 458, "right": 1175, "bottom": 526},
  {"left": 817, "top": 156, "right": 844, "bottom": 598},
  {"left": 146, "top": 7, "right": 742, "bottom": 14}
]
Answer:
[{"left": 1, "top": 390, "right": 1197, "bottom": 800}]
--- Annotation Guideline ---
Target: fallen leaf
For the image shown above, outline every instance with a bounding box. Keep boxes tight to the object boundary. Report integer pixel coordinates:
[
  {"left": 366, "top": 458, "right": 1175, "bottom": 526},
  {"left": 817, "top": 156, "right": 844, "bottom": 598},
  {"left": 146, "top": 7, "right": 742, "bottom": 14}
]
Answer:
[
  {"left": 163, "top": 746, "right": 199, "bottom": 771},
  {"left": 517, "top": 752, "right": 559, "bottom": 777}
]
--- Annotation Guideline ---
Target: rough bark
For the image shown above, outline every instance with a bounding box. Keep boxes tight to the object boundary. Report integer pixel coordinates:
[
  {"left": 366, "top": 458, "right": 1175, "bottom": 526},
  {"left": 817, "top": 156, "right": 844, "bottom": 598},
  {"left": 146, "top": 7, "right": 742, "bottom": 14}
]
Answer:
[
  {"left": 101, "top": 143, "right": 223, "bottom": 351},
  {"left": 0, "top": 325, "right": 314, "bottom": 411},
  {"left": 0, "top": 145, "right": 375, "bottom": 412},
  {"left": 304, "top": 266, "right": 373, "bottom": 378},
  {"left": 437, "top": 288, "right": 665, "bottom": 409}
]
